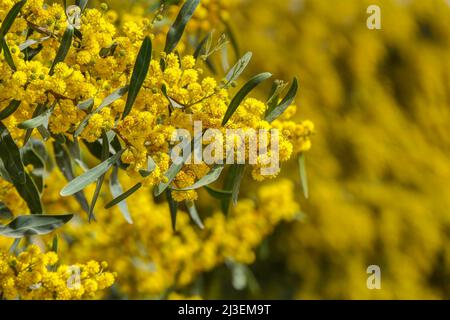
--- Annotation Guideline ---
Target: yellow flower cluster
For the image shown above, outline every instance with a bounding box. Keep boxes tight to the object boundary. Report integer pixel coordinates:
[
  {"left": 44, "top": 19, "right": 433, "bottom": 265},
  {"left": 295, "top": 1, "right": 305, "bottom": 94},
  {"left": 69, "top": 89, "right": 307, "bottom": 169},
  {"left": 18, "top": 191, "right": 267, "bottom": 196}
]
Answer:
[{"left": 0, "top": 244, "right": 115, "bottom": 299}]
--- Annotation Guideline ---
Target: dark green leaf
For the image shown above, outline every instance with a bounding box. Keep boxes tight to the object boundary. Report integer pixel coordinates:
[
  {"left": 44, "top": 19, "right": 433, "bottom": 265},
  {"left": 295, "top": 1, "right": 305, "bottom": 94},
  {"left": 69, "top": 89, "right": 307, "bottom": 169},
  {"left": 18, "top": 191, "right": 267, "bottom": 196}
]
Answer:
[
  {"left": 122, "top": 36, "right": 151, "bottom": 119},
  {"left": 12, "top": 171, "right": 43, "bottom": 214},
  {"left": 52, "top": 234, "right": 58, "bottom": 252},
  {"left": 0, "top": 0, "right": 27, "bottom": 39},
  {"left": 298, "top": 153, "right": 309, "bottom": 199},
  {"left": 1, "top": 38, "right": 16, "bottom": 71},
  {"left": 21, "top": 140, "right": 45, "bottom": 192},
  {"left": 174, "top": 164, "right": 224, "bottom": 191},
  {"left": 75, "top": 0, "right": 89, "bottom": 11},
  {"left": 109, "top": 166, "right": 133, "bottom": 224},
  {"left": 221, "top": 164, "right": 245, "bottom": 214},
  {"left": 105, "top": 182, "right": 141, "bottom": 210},
  {"left": 0, "top": 121, "right": 26, "bottom": 184},
  {"left": 154, "top": 134, "right": 202, "bottom": 196},
  {"left": 166, "top": 188, "right": 177, "bottom": 232},
  {"left": 224, "top": 51, "right": 252, "bottom": 85},
  {"left": 0, "top": 100, "right": 21, "bottom": 120},
  {"left": 19, "top": 36, "right": 50, "bottom": 51},
  {"left": 17, "top": 103, "right": 55, "bottom": 129},
  {"left": 194, "top": 31, "right": 213, "bottom": 59},
  {"left": 0, "top": 202, "right": 13, "bottom": 220},
  {"left": 204, "top": 185, "right": 232, "bottom": 200},
  {"left": 0, "top": 214, "right": 73, "bottom": 238},
  {"left": 23, "top": 104, "right": 45, "bottom": 145},
  {"left": 222, "top": 72, "right": 272, "bottom": 126},
  {"left": 139, "top": 156, "right": 156, "bottom": 178},
  {"left": 185, "top": 200, "right": 204, "bottom": 229},
  {"left": 164, "top": 0, "right": 200, "bottom": 53},
  {"left": 265, "top": 77, "right": 298, "bottom": 123},
  {"left": 224, "top": 20, "right": 240, "bottom": 59},
  {"left": 49, "top": 25, "right": 74, "bottom": 75},
  {"left": 60, "top": 149, "right": 123, "bottom": 197}
]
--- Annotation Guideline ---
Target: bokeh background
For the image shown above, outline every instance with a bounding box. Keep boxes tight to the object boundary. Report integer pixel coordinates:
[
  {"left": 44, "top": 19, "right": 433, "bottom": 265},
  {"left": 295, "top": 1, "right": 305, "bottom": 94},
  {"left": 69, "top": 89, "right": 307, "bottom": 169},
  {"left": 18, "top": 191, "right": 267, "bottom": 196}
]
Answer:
[{"left": 2, "top": 0, "right": 449, "bottom": 300}]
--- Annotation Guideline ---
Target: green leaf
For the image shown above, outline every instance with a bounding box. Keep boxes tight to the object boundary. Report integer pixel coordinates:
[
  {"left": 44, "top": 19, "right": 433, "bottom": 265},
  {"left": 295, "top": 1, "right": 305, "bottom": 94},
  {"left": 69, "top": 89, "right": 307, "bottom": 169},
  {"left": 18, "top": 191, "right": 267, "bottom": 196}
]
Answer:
[
  {"left": 52, "top": 234, "right": 58, "bottom": 253},
  {"left": 265, "top": 77, "right": 299, "bottom": 123},
  {"left": 53, "top": 141, "right": 89, "bottom": 213},
  {"left": 298, "top": 153, "right": 309, "bottom": 199},
  {"left": 49, "top": 25, "right": 74, "bottom": 75},
  {"left": 266, "top": 80, "right": 287, "bottom": 111},
  {"left": 21, "top": 140, "right": 46, "bottom": 192},
  {"left": 105, "top": 182, "right": 142, "bottom": 210},
  {"left": 0, "top": 214, "right": 73, "bottom": 238},
  {"left": 0, "top": 202, "right": 13, "bottom": 220},
  {"left": 75, "top": 0, "right": 89, "bottom": 11},
  {"left": 0, "top": 100, "right": 21, "bottom": 120},
  {"left": 0, "top": 0, "right": 27, "bottom": 39},
  {"left": 122, "top": 36, "right": 151, "bottom": 119},
  {"left": 222, "top": 72, "right": 272, "bottom": 126},
  {"left": 164, "top": 0, "right": 200, "bottom": 53},
  {"left": 0, "top": 121, "right": 26, "bottom": 184},
  {"left": 224, "top": 51, "right": 252, "bottom": 85},
  {"left": 204, "top": 185, "right": 232, "bottom": 200},
  {"left": 77, "top": 98, "right": 94, "bottom": 111},
  {"left": 185, "top": 200, "right": 204, "bottom": 229},
  {"left": 23, "top": 104, "right": 45, "bottom": 145},
  {"left": 17, "top": 102, "right": 55, "bottom": 129},
  {"left": 221, "top": 164, "right": 245, "bottom": 214},
  {"left": 1, "top": 38, "right": 16, "bottom": 71},
  {"left": 88, "top": 130, "right": 109, "bottom": 221},
  {"left": 60, "top": 149, "right": 123, "bottom": 197},
  {"left": 194, "top": 31, "right": 212, "bottom": 59},
  {"left": 139, "top": 156, "right": 156, "bottom": 178},
  {"left": 154, "top": 134, "right": 202, "bottom": 196},
  {"left": 12, "top": 171, "right": 43, "bottom": 214},
  {"left": 74, "top": 86, "right": 128, "bottom": 137},
  {"left": 166, "top": 188, "right": 177, "bottom": 232},
  {"left": 174, "top": 164, "right": 224, "bottom": 191},
  {"left": 9, "top": 238, "right": 21, "bottom": 253},
  {"left": 109, "top": 166, "right": 133, "bottom": 224},
  {"left": 224, "top": 21, "right": 240, "bottom": 59}
]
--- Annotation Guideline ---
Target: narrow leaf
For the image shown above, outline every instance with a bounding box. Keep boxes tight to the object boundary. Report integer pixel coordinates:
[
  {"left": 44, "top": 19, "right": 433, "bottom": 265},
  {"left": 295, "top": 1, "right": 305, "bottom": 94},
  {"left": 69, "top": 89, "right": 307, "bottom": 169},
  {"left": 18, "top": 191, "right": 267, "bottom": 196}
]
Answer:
[
  {"left": 0, "top": 100, "right": 21, "bottom": 120},
  {"left": 88, "top": 130, "right": 109, "bottom": 221},
  {"left": 221, "top": 164, "right": 245, "bottom": 214},
  {"left": 49, "top": 25, "right": 74, "bottom": 75},
  {"left": 12, "top": 172, "right": 43, "bottom": 214},
  {"left": 174, "top": 164, "right": 224, "bottom": 191},
  {"left": 0, "top": 214, "right": 73, "bottom": 238},
  {"left": 164, "top": 0, "right": 200, "bottom": 53},
  {"left": 298, "top": 153, "right": 309, "bottom": 199},
  {"left": 265, "top": 77, "right": 299, "bottom": 123},
  {"left": 0, "top": 121, "right": 26, "bottom": 184},
  {"left": 60, "top": 149, "right": 123, "bottom": 196},
  {"left": 204, "top": 185, "right": 232, "bottom": 200},
  {"left": 222, "top": 72, "right": 272, "bottom": 126},
  {"left": 109, "top": 166, "right": 133, "bottom": 224},
  {"left": 53, "top": 141, "right": 89, "bottom": 213},
  {"left": 122, "top": 36, "right": 151, "bottom": 119},
  {"left": 224, "top": 51, "right": 252, "bottom": 85},
  {"left": 185, "top": 200, "right": 204, "bottom": 229},
  {"left": 19, "top": 36, "right": 50, "bottom": 51},
  {"left": 105, "top": 182, "right": 141, "bottom": 210},
  {"left": 75, "top": 0, "right": 89, "bottom": 11},
  {"left": 0, "top": 202, "right": 13, "bottom": 220},
  {"left": 0, "top": 0, "right": 27, "bottom": 38},
  {"left": 166, "top": 188, "right": 177, "bottom": 232},
  {"left": 17, "top": 103, "right": 54, "bottom": 129},
  {"left": 139, "top": 156, "right": 156, "bottom": 178},
  {"left": 1, "top": 38, "right": 16, "bottom": 71},
  {"left": 74, "top": 86, "right": 128, "bottom": 137}
]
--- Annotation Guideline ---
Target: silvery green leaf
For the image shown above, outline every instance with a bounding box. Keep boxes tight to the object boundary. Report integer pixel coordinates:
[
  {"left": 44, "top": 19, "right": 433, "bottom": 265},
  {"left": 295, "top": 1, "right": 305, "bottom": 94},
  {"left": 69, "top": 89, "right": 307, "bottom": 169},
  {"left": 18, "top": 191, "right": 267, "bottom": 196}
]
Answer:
[{"left": 0, "top": 214, "right": 73, "bottom": 238}]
